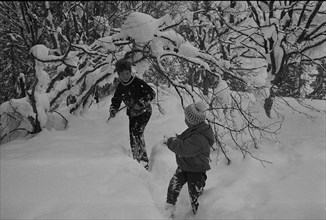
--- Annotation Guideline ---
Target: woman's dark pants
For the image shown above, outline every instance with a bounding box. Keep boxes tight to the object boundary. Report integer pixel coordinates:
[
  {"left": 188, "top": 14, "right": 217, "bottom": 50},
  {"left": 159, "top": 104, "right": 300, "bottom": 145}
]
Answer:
[{"left": 129, "top": 111, "right": 151, "bottom": 169}]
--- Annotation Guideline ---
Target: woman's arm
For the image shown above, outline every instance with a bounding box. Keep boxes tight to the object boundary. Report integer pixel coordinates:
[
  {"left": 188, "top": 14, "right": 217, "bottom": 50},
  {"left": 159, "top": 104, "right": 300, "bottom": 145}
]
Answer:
[{"left": 110, "top": 84, "right": 123, "bottom": 111}]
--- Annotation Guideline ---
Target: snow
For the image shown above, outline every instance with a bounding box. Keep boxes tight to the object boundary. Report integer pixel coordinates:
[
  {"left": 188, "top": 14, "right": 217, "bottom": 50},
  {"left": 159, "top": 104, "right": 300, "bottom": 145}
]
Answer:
[
  {"left": 1, "top": 99, "right": 29, "bottom": 119},
  {"left": 30, "top": 44, "right": 50, "bottom": 59},
  {"left": 121, "top": 12, "right": 169, "bottom": 44},
  {"left": 179, "top": 42, "right": 199, "bottom": 58},
  {"left": 157, "top": 29, "right": 185, "bottom": 49},
  {"left": 34, "top": 92, "right": 50, "bottom": 127},
  {"left": 1, "top": 88, "right": 325, "bottom": 220},
  {"left": 30, "top": 45, "right": 62, "bottom": 62},
  {"left": 211, "top": 79, "right": 232, "bottom": 110}
]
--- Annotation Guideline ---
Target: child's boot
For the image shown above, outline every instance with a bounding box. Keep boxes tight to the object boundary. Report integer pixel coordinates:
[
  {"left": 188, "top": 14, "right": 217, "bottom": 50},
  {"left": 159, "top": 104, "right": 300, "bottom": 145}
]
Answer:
[
  {"left": 163, "top": 203, "right": 176, "bottom": 219},
  {"left": 140, "top": 160, "right": 149, "bottom": 170}
]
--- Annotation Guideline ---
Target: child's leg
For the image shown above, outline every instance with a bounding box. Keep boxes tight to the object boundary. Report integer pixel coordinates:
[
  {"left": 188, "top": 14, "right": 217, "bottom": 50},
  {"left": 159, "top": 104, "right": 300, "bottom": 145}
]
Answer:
[
  {"left": 186, "top": 172, "right": 207, "bottom": 215},
  {"left": 129, "top": 111, "right": 151, "bottom": 169},
  {"left": 166, "top": 167, "right": 187, "bottom": 205}
]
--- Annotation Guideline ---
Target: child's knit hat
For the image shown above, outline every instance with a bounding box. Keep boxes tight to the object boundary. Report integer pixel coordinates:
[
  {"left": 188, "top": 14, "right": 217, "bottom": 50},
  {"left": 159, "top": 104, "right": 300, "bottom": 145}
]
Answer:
[{"left": 184, "top": 101, "right": 207, "bottom": 125}]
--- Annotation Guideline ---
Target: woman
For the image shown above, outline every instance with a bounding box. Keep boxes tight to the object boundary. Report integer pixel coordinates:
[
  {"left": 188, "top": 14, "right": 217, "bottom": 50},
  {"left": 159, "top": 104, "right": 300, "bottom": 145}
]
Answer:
[{"left": 109, "top": 59, "right": 156, "bottom": 170}]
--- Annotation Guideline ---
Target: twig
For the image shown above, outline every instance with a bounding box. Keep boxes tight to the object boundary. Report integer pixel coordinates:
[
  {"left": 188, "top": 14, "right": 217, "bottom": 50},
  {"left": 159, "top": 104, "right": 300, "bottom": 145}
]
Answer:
[{"left": 106, "top": 105, "right": 127, "bottom": 123}]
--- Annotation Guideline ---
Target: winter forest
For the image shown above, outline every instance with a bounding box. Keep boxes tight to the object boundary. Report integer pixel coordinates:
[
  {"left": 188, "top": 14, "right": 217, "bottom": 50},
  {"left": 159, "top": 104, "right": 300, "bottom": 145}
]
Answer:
[{"left": 0, "top": 1, "right": 325, "bottom": 219}]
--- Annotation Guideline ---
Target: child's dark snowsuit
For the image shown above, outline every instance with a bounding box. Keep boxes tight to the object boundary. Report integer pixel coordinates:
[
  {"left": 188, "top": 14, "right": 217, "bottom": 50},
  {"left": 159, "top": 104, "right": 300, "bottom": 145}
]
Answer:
[
  {"left": 110, "top": 76, "right": 155, "bottom": 169},
  {"left": 166, "top": 121, "right": 214, "bottom": 214},
  {"left": 166, "top": 167, "right": 207, "bottom": 213}
]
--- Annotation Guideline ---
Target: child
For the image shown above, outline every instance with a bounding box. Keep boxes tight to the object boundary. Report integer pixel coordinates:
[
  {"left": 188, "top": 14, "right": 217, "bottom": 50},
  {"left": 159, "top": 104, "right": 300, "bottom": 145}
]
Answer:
[
  {"left": 163, "top": 101, "right": 214, "bottom": 218},
  {"left": 109, "top": 59, "right": 156, "bottom": 170}
]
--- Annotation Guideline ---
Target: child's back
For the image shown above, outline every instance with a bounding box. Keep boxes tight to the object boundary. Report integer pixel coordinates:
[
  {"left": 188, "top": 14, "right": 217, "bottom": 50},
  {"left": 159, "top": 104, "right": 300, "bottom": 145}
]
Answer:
[
  {"left": 164, "top": 101, "right": 215, "bottom": 218},
  {"left": 167, "top": 121, "right": 214, "bottom": 172}
]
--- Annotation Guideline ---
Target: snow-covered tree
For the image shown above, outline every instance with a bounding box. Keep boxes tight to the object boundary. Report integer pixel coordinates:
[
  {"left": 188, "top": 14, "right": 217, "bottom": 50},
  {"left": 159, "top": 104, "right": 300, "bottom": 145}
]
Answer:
[
  {"left": 206, "top": 1, "right": 326, "bottom": 116},
  {"left": 1, "top": 1, "right": 325, "bottom": 164},
  {"left": 0, "top": 1, "right": 187, "bottom": 144}
]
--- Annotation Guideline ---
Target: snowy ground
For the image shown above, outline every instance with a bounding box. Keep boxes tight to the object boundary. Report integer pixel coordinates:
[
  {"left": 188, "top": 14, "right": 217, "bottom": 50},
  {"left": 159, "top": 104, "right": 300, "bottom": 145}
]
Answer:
[{"left": 1, "top": 90, "right": 325, "bottom": 219}]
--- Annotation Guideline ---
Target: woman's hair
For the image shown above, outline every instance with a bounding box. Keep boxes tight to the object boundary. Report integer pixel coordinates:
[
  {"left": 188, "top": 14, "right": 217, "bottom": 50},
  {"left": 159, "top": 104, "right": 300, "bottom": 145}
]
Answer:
[{"left": 115, "top": 59, "right": 132, "bottom": 73}]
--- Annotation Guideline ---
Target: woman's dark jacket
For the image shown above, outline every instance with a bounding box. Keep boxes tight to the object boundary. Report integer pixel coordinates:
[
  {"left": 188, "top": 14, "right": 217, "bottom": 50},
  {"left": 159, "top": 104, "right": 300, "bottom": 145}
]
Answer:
[{"left": 110, "top": 76, "right": 156, "bottom": 117}]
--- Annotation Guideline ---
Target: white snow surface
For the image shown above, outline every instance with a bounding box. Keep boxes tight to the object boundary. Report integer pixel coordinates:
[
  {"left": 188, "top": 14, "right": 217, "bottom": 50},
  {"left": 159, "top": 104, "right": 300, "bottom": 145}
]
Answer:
[
  {"left": 121, "top": 12, "right": 171, "bottom": 44},
  {"left": 1, "top": 89, "right": 325, "bottom": 220}
]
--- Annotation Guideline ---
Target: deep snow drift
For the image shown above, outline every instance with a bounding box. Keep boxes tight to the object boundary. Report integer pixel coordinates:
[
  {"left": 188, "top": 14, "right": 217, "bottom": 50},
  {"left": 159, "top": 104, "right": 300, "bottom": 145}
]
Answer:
[{"left": 1, "top": 89, "right": 325, "bottom": 219}]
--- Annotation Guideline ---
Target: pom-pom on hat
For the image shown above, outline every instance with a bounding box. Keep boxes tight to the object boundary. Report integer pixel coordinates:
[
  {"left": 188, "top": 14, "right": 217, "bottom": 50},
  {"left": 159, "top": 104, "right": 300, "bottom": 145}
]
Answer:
[
  {"left": 115, "top": 59, "right": 131, "bottom": 73},
  {"left": 184, "top": 101, "right": 207, "bottom": 125}
]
